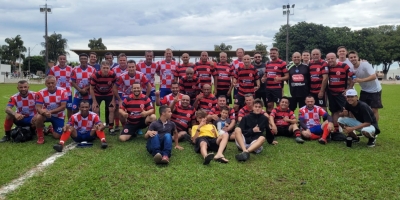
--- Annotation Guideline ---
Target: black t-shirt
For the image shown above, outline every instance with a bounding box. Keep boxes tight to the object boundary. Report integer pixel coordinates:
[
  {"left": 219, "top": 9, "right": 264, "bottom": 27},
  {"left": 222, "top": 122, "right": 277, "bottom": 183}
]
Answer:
[
  {"left": 253, "top": 62, "right": 266, "bottom": 92},
  {"left": 345, "top": 100, "right": 380, "bottom": 134},
  {"left": 287, "top": 63, "right": 310, "bottom": 97}
]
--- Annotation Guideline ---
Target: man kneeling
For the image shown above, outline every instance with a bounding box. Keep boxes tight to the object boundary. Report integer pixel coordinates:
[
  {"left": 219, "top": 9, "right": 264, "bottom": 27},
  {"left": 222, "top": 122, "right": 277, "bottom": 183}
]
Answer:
[
  {"left": 145, "top": 105, "right": 183, "bottom": 164},
  {"left": 235, "top": 99, "right": 274, "bottom": 161},
  {"left": 191, "top": 109, "right": 229, "bottom": 165},
  {"left": 53, "top": 100, "right": 107, "bottom": 152}
]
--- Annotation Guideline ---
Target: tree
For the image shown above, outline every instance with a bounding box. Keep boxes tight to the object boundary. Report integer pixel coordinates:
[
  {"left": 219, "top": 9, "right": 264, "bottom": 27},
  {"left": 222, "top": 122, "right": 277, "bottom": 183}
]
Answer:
[
  {"left": 214, "top": 42, "right": 233, "bottom": 63},
  {"left": 88, "top": 38, "right": 107, "bottom": 63},
  {"left": 253, "top": 43, "right": 269, "bottom": 63},
  {"left": 68, "top": 61, "right": 80, "bottom": 67},
  {"left": 23, "top": 56, "right": 45, "bottom": 73},
  {"left": 41, "top": 32, "right": 69, "bottom": 63},
  {"left": 1, "top": 35, "right": 27, "bottom": 71}
]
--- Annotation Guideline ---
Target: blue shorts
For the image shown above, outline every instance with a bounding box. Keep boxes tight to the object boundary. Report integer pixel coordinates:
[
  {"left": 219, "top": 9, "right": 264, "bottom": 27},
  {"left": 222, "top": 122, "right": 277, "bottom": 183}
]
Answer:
[
  {"left": 72, "top": 98, "right": 93, "bottom": 111},
  {"left": 14, "top": 116, "right": 33, "bottom": 127},
  {"left": 67, "top": 95, "right": 73, "bottom": 110},
  {"left": 309, "top": 125, "right": 323, "bottom": 135},
  {"left": 159, "top": 88, "right": 171, "bottom": 99},
  {"left": 45, "top": 116, "right": 65, "bottom": 135},
  {"left": 72, "top": 131, "right": 96, "bottom": 142},
  {"left": 142, "top": 90, "right": 155, "bottom": 102}
]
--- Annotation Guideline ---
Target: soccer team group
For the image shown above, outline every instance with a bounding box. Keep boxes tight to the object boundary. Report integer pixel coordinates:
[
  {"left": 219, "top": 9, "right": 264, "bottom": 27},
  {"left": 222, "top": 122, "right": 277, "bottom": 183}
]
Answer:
[{"left": 2, "top": 46, "right": 382, "bottom": 165}]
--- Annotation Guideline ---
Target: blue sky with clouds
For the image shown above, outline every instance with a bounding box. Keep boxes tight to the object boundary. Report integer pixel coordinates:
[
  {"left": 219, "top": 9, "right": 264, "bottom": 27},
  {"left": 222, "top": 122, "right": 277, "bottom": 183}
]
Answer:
[{"left": 0, "top": 0, "right": 399, "bottom": 70}]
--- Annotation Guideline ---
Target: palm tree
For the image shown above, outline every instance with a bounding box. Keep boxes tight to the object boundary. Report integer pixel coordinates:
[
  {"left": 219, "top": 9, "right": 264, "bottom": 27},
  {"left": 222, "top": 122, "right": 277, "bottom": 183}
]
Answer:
[
  {"left": 253, "top": 43, "right": 270, "bottom": 63},
  {"left": 40, "top": 32, "right": 69, "bottom": 63},
  {"left": 214, "top": 42, "right": 233, "bottom": 63},
  {"left": 88, "top": 38, "right": 107, "bottom": 63},
  {"left": 2, "top": 35, "right": 27, "bottom": 71}
]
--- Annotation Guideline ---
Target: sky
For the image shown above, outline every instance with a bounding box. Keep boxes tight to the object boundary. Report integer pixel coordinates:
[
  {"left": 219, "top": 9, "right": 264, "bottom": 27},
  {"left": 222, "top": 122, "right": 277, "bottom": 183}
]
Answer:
[{"left": 0, "top": 0, "right": 399, "bottom": 70}]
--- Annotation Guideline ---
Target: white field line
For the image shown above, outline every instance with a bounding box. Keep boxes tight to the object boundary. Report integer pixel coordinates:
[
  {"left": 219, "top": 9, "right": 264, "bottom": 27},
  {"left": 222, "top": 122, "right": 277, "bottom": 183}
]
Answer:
[{"left": 0, "top": 142, "right": 77, "bottom": 198}]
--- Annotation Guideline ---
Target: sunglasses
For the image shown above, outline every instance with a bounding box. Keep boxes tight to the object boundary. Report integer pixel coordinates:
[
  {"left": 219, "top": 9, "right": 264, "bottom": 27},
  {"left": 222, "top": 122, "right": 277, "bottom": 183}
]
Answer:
[{"left": 254, "top": 56, "right": 261, "bottom": 58}]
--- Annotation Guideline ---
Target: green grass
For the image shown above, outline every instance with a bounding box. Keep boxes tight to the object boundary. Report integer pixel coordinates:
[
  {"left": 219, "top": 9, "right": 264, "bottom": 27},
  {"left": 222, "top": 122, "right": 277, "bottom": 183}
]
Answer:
[{"left": 0, "top": 83, "right": 400, "bottom": 199}]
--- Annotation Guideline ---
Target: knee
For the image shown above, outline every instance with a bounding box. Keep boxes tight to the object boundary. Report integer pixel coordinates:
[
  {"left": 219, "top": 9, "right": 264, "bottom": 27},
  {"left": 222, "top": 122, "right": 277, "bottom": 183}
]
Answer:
[
  {"left": 200, "top": 141, "right": 207, "bottom": 147},
  {"left": 234, "top": 127, "right": 242, "bottom": 134},
  {"left": 148, "top": 114, "right": 156, "bottom": 122},
  {"left": 258, "top": 136, "right": 266, "bottom": 142},
  {"left": 5, "top": 113, "right": 13, "bottom": 120},
  {"left": 119, "top": 135, "right": 128, "bottom": 142},
  {"left": 337, "top": 117, "right": 346, "bottom": 124}
]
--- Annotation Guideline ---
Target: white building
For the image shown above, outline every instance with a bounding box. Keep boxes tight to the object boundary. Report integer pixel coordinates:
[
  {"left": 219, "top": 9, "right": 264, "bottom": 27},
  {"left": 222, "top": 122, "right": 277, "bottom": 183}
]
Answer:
[{"left": 0, "top": 64, "right": 11, "bottom": 83}]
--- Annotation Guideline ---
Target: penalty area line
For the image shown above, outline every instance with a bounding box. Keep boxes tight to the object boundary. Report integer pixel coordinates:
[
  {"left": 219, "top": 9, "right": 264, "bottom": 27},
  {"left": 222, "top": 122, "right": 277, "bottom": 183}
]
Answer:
[{"left": 0, "top": 142, "right": 77, "bottom": 198}]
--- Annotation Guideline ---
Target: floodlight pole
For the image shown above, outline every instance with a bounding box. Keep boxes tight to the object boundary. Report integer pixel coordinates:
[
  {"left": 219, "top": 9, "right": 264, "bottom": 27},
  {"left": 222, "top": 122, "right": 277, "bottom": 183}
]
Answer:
[
  {"left": 40, "top": 1, "right": 51, "bottom": 73},
  {"left": 283, "top": 4, "right": 295, "bottom": 63}
]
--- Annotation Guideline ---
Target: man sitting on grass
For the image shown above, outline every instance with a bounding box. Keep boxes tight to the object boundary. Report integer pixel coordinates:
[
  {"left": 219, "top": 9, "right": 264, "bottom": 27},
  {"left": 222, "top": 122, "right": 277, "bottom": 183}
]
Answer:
[
  {"left": 170, "top": 95, "right": 196, "bottom": 142},
  {"left": 145, "top": 105, "right": 183, "bottom": 164},
  {"left": 338, "top": 89, "right": 380, "bottom": 147},
  {"left": 235, "top": 99, "right": 275, "bottom": 162},
  {"left": 53, "top": 100, "right": 107, "bottom": 152},
  {"left": 191, "top": 109, "right": 229, "bottom": 165}
]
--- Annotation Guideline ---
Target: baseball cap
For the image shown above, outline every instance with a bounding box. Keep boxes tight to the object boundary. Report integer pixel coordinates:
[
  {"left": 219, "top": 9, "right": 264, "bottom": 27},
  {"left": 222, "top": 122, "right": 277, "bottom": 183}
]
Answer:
[{"left": 345, "top": 89, "right": 357, "bottom": 96}]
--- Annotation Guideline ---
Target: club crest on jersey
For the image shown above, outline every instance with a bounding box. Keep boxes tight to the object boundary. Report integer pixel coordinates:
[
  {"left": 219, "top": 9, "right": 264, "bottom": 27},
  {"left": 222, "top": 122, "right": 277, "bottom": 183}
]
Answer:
[
  {"left": 140, "top": 104, "right": 144, "bottom": 109},
  {"left": 192, "top": 85, "right": 196, "bottom": 89},
  {"left": 186, "top": 114, "right": 191, "bottom": 118},
  {"left": 124, "top": 129, "right": 129, "bottom": 133},
  {"left": 249, "top": 73, "right": 253, "bottom": 77},
  {"left": 336, "top": 71, "right": 341, "bottom": 75},
  {"left": 274, "top": 66, "right": 278, "bottom": 70},
  {"left": 208, "top": 103, "right": 212, "bottom": 108},
  {"left": 226, "top": 68, "right": 230, "bottom": 72},
  {"left": 108, "top": 81, "right": 112, "bottom": 85},
  {"left": 316, "top": 68, "right": 320, "bottom": 72},
  {"left": 206, "top": 68, "right": 210, "bottom": 72}
]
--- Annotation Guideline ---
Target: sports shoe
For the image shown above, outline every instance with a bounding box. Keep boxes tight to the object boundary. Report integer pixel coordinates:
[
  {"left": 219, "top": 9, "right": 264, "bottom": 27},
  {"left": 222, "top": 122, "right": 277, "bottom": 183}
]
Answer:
[
  {"left": 367, "top": 137, "right": 376, "bottom": 147},
  {"left": 0, "top": 135, "right": 10, "bottom": 143},
  {"left": 137, "top": 129, "right": 143, "bottom": 135},
  {"left": 109, "top": 128, "right": 116, "bottom": 135},
  {"left": 362, "top": 131, "right": 375, "bottom": 139},
  {"left": 235, "top": 152, "right": 250, "bottom": 162},
  {"left": 295, "top": 137, "right": 305, "bottom": 144},
  {"left": 114, "top": 126, "right": 120, "bottom": 132},
  {"left": 318, "top": 138, "right": 327, "bottom": 145},
  {"left": 101, "top": 142, "right": 108, "bottom": 149},
  {"left": 37, "top": 137, "right": 45, "bottom": 144},
  {"left": 153, "top": 153, "right": 162, "bottom": 164},
  {"left": 352, "top": 137, "right": 360, "bottom": 143},
  {"left": 184, "top": 134, "right": 192, "bottom": 143},
  {"left": 160, "top": 155, "right": 170, "bottom": 164},
  {"left": 53, "top": 143, "right": 63, "bottom": 152}
]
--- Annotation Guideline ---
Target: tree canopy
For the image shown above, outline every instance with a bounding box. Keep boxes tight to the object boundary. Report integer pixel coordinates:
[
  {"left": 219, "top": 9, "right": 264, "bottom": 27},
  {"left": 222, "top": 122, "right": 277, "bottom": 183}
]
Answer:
[
  {"left": 88, "top": 38, "right": 107, "bottom": 63},
  {"left": 214, "top": 42, "right": 233, "bottom": 63},
  {"left": 23, "top": 56, "right": 45, "bottom": 73},
  {"left": 41, "top": 32, "right": 69, "bottom": 63}
]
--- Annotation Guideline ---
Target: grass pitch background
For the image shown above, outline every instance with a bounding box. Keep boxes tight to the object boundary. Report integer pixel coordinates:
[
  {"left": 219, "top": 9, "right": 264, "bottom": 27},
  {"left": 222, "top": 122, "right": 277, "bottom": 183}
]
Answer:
[{"left": 0, "top": 83, "right": 399, "bottom": 199}]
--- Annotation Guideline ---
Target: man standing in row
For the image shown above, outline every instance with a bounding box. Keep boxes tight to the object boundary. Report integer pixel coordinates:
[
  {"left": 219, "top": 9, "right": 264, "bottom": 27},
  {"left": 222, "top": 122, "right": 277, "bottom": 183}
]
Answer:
[
  {"left": 194, "top": 51, "right": 214, "bottom": 89},
  {"left": 234, "top": 55, "right": 260, "bottom": 111},
  {"left": 137, "top": 50, "right": 157, "bottom": 102},
  {"left": 253, "top": 52, "right": 267, "bottom": 105},
  {"left": 213, "top": 52, "right": 234, "bottom": 104},
  {"left": 287, "top": 52, "right": 310, "bottom": 111},
  {"left": 174, "top": 53, "right": 194, "bottom": 82},
  {"left": 157, "top": 48, "right": 177, "bottom": 98},
  {"left": 309, "top": 49, "right": 328, "bottom": 111}
]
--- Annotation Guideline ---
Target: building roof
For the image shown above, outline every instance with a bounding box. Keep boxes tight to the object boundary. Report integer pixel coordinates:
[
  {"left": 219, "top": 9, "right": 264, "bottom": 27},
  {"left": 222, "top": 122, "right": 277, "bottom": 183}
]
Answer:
[{"left": 70, "top": 49, "right": 240, "bottom": 58}]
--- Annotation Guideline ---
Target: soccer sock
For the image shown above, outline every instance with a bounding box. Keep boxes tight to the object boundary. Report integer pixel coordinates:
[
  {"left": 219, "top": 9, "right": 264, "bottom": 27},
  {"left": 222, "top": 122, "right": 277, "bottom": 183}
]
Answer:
[
  {"left": 321, "top": 125, "right": 329, "bottom": 140},
  {"left": 96, "top": 130, "right": 106, "bottom": 142},
  {"left": 59, "top": 131, "right": 71, "bottom": 145},
  {"left": 108, "top": 123, "right": 114, "bottom": 130},
  {"left": 36, "top": 127, "right": 44, "bottom": 138},
  {"left": 310, "top": 133, "right": 320, "bottom": 140},
  {"left": 294, "top": 129, "right": 301, "bottom": 137},
  {"left": 115, "top": 117, "right": 120, "bottom": 127},
  {"left": 4, "top": 118, "right": 13, "bottom": 131}
]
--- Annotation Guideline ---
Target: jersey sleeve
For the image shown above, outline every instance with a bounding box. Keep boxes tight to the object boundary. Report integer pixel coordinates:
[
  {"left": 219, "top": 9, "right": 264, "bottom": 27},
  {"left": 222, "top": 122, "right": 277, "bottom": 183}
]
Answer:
[
  {"left": 35, "top": 92, "right": 44, "bottom": 104},
  {"left": 93, "top": 114, "right": 102, "bottom": 125},
  {"left": 238, "top": 108, "right": 246, "bottom": 118},
  {"left": 289, "top": 111, "right": 296, "bottom": 119},
  {"left": 254, "top": 69, "right": 260, "bottom": 80},
  {"left": 68, "top": 116, "right": 75, "bottom": 126},
  {"left": 281, "top": 64, "right": 288, "bottom": 74},
  {"left": 270, "top": 109, "right": 276, "bottom": 118},
  {"left": 229, "top": 108, "right": 236, "bottom": 120},
  {"left": 120, "top": 99, "right": 127, "bottom": 110},
  {"left": 145, "top": 98, "right": 154, "bottom": 111},
  {"left": 70, "top": 69, "right": 76, "bottom": 81},
  {"left": 299, "top": 108, "right": 305, "bottom": 119},
  {"left": 321, "top": 62, "right": 328, "bottom": 74},
  {"left": 141, "top": 74, "right": 149, "bottom": 84},
  {"left": 61, "top": 90, "right": 68, "bottom": 102},
  {"left": 90, "top": 73, "right": 97, "bottom": 86},
  {"left": 7, "top": 97, "right": 16, "bottom": 108},
  {"left": 318, "top": 107, "right": 327, "bottom": 116},
  {"left": 115, "top": 76, "right": 123, "bottom": 86},
  {"left": 160, "top": 97, "right": 168, "bottom": 106},
  {"left": 156, "top": 61, "right": 161, "bottom": 74},
  {"left": 48, "top": 68, "right": 55, "bottom": 76}
]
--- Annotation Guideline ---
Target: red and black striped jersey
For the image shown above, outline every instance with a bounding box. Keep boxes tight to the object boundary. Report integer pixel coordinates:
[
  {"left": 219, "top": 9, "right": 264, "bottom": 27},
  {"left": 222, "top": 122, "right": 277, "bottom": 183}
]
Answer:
[
  {"left": 195, "top": 93, "right": 217, "bottom": 113},
  {"left": 90, "top": 71, "right": 117, "bottom": 96},
  {"left": 171, "top": 104, "right": 196, "bottom": 132},
  {"left": 328, "top": 62, "right": 353, "bottom": 95},
  {"left": 238, "top": 105, "right": 265, "bottom": 118},
  {"left": 235, "top": 65, "right": 259, "bottom": 96},
  {"left": 194, "top": 61, "right": 214, "bottom": 89},
  {"left": 213, "top": 63, "right": 234, "bottom": 91},
  {"left": 264, "top": 59, "right": 287, "bottom": 89},
  {"left": 120, "top": 93, "right": 153, "bottom": 125},
  {"left": 309, "top": 59, "right": 328, "bottom": 94},
  {"left": 179, "top": 77, "right": 200, "bottom": 100},
  {"left": 209, "top": 105, "right": 235, "bottom": 120},
  {"left": 270, "top": 107, "right": 295, "bottom": 127},
  {"left": 174, "top": 64, "right": 194, "bottom": 81}
]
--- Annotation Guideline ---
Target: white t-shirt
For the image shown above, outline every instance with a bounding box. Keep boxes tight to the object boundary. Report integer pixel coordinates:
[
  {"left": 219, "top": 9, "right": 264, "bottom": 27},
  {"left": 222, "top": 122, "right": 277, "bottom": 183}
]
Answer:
[
  {"left": 337, "top": 58, "right": 354, "bottom": 72},
  {"left": 353, "top": 61, "right": 382, "bottom": 93}
]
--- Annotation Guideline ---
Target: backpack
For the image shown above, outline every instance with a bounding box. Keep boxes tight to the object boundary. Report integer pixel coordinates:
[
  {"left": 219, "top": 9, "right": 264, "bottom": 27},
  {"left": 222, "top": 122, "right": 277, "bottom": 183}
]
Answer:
[{"left": 10, "top": 126, "right": 34, "bottom": 143}]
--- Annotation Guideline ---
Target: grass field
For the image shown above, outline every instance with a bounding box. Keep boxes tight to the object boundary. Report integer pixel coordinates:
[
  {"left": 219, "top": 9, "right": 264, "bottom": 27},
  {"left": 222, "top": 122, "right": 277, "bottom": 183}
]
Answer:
[{"left": 0, "top": 83, "right": 399, "bottom": 199}]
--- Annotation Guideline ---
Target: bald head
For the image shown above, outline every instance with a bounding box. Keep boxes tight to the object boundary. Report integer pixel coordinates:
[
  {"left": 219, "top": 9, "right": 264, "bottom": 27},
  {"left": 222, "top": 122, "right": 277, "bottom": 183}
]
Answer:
[
  {"left": 326, "top": 53, "right": 337, "bottom": 67},
  {"left": 201, "top": 51, "right": 208, "bottom": 62},
  {"left": 292, "top": 52, "right": 301, "bottom": 65},
  {"left": 243, "top": 55, "right": 251, "bottom": 67},
  {"left": 202, "top": 84, "right": 211, "bottom": 96},
  {"left": 181, "top": 53, "right": 190, "bottom": 64},
  {"left": 311, "top": 49, "right": 321, "bottom": 61},
  {"left": 185, "top": 67, "right": 194, "bottom": 79}
]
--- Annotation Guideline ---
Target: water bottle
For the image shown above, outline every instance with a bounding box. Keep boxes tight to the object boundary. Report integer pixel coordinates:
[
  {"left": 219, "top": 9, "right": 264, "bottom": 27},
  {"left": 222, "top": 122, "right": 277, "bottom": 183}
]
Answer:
[{"left": 352, "top": 75, "right": 356, "bottom": 80}]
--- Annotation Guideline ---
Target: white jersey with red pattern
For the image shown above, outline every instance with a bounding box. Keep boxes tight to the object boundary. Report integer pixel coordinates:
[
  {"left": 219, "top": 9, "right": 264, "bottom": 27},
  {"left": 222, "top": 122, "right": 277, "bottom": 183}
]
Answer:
[
  {"left": 36, "top": 87, "right": 68, "bottom": 119},
  {"left": 68, "top": 111, "right": 101, "bottom": 133},
  {"left": 137, "top": 62, "right": 157, "bottom": 91},
  {"left": 160, "top": 93, "right": 183, "bottom": 106},
  {"left": 232, "top": 59, "right": 244, "bottom": 87},
  {"left": 115, "top": 72, "right": 149, "bottom": 98},
  {"left": 48, "top": 65, "right": 73, "bottom": 96},
  {"left": 299, "top": 105, "right": 327, "bottom": 129},
  {"left": 156, "top": 60, "right": 177, "bottom": 89},
  {"left": 112, "top": 66, "right": 128, "bottom": 93},
  {"left": 7, "top": 91, "right": 37, "bottom": 117},
  {"left": 71, "top": 65, "right": 96, "bottom": 99}
]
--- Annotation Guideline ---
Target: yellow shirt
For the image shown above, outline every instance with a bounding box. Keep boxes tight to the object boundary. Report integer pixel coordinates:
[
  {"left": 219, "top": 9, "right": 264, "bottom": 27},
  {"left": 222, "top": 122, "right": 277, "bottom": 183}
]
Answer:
[{"left": 191, "top": 124, "right": 218, "bottom": 138}]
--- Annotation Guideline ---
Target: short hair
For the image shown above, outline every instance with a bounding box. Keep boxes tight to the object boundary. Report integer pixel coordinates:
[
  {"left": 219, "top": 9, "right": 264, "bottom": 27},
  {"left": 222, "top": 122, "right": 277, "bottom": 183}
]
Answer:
[
  {"left": 48, "top": 60, "right": 55, "bottom": 63},
  {"left": 79, "top": 100, "right": 90, "bottom": 106},
  {"left": 253, "top": 98, "right": 264, "bottom": 107},
  {"left": 58, "top": 54, "right": 66, "bottom": 58},
  {"left": 18, "top": 80, "right": 28, "bottom": 85},
  {"left": 118, "top": 53, "right": 127, "bottom": 59},
  {"left": 218, "top": 95, "right": 227, "bottom": 100},
  {"left": 305, "top": 95, "right": 315, "bottom": 100},
  {"left": 236, "top": 48, "right": 244, "bottom": 53},
  {"left": 79, "top": 53, "right": 89, "bottom": 58},
  {"left": 171, "top": 82, "right": 179, "bottom": 86},
  {"left": 270, "top": 47, "right": 279, "bottom": 52},
  {"left": 159, "top": 105, "right": 170, "bottom": 115},
  {"left": 195, "top": 109, "right": 208, "bottom": 118},
  {"left": 100, "top": 60, "right": 111, "bottom": 66},
  {"left": 244, "top": 93, "right": 254, "bottom": 98},
  {"left": 302, "top": 50, "right": 310, "bottom": 54},
  {"left": 253, "top": 52, "right": 262, "bottom": 56},
  {"left": 89, "top": 52, "right": 97, "bottom": 56},
  {"left": 280, "top": 96, "right": 290, "bottom": 103},
  {"left": 165, "top": 48, "right": 172, "bottom": 52},
  {"left": 127, "top": 60, "right": 136, "bottom": 64},
  {"left": 104, "top": 52, "right": 113, "bottom": 57},
  {"left": 45, "top": 75, "right": 56, "bottom": 82},
  {"left": 348, "top": 50, "right": 358, "bottom": 56},
  {"left": 337, "top": 46, "right": 347, "bottom": 51},
  {"left": 145, "top": 50, "right": 153, "bottom": 55},
  {"left": 220, "top": 106, "right": 230, "bottom": 112}
]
